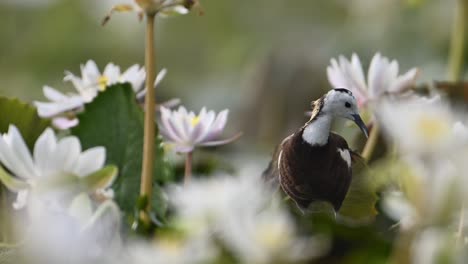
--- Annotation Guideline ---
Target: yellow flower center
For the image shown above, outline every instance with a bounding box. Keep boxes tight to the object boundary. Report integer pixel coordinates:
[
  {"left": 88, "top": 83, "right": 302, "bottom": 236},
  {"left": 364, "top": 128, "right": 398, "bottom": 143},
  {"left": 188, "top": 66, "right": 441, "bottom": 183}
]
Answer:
[
  {"left": 191, "top": 116, "right": 201, "bottom": 127},
  {"left": 255, "top": 223, "right": 288, "bottom": 249},
  {"left": 157, "top": 238, "right": 183, "bottom": 256},
  {"left": 98, "top": 76, "right": 109, "bottom": 91},
  {"left": 416, "top": 116, "right": 450, "bottom": 142}
]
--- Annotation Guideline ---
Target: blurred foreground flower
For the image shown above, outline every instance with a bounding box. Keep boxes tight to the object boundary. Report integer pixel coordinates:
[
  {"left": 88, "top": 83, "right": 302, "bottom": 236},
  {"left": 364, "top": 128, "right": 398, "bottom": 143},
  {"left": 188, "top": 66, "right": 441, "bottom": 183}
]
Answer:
[
  {"left": 327, "top": 53, "right": 419, "bottom": 107},
  {"left": 377, "top": 99, "right": 466, "bottom": 155},
  {"left": 0, "top": 125, "right": 117, "bottom": 211},
  {"left": 34, "top": 61, "right": 171, "bottom": 129},
  {"left": 19, "top": 192, "right": 121, "bottom": 263},
  {"left": 103, "top": 0, "right": 199, "bottom": 25},
  {"left": 164, "top": 174, "right": 327, "bottom": 263}
]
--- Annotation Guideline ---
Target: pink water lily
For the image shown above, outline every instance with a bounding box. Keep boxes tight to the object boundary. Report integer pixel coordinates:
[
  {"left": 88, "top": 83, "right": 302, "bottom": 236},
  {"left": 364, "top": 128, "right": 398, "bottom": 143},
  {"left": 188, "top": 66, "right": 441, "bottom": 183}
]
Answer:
[
  {"left": 327, "top": 53, "right": 419, "bottom": 107},
  {"left": 159, "top": 106, "right": 241, "bottom": 153}
]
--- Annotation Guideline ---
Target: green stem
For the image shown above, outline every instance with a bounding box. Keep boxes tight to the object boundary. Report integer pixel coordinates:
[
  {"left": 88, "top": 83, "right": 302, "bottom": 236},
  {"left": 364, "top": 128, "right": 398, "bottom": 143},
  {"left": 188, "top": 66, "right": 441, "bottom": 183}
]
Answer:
[
  {"left": 361, "top": 123, "right": 379, "bottom": 162},
  {"left": 0, "top": 186, "right": 10, "bottom": 243},
  {"left": 184, "top": 152, "right": 193, "bottom": 185},
  {"left": 140, "top": 13, "right": 157, "bottom": 221},
  {"left": 447, "top": 0, "right": 468, "bottom": 82},
  {"left": 456, "top": 204, "right": 465, "bottom": 246}
]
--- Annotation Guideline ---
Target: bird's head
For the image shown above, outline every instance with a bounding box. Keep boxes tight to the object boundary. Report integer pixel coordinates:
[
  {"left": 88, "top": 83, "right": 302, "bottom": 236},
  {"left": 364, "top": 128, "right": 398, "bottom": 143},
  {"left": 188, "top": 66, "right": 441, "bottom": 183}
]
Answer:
[{"left": 318, "top": 88, "right": 369, "bottom": 137}]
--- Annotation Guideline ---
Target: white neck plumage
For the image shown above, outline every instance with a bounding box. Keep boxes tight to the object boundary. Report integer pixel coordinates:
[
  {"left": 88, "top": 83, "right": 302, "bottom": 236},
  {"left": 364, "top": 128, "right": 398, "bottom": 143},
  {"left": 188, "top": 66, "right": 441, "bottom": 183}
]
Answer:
[{"left": 302, "top": 114, "right": 332, "bottom": 146}]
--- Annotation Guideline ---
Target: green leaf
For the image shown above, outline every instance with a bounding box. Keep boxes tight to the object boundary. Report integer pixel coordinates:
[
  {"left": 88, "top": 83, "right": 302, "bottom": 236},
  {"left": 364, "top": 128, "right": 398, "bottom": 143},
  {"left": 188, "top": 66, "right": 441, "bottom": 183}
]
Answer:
[
  {"left": 71, "top": 83, "right": 173, "bottom": 219},
  {"left": 0, "top": 96, "right": 50, "bottom": 150},
  {"left": 0, "top": 167, "right": 29, "bottom": 192},
  {"left": 338, "top": 161, "right": 378, "bottom": 223}
]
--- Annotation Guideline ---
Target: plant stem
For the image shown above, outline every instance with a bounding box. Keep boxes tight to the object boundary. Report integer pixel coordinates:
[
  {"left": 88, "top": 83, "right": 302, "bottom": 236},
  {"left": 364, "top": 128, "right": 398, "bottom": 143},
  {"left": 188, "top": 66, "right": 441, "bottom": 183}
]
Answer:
[
  {"left": 361, "top": 123, "right": 379, "bottom": 162},
  {"left": 184, "top": 152, "right": 193, "bottom": 185},
  {"left": 456, "top": 204, "right": 465, "bottom": 246},
  {"left": 448, "top": 0, "right": 468, "bottom": 82},
  {"left": 140, "top": 13, "right": 157, "bottom": 220}
]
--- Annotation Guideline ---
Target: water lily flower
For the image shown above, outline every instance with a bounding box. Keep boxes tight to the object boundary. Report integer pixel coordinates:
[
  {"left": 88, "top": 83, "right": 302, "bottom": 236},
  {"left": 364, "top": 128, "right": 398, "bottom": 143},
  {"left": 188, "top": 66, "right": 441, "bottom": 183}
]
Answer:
[
  {"left": 327, "top": 53, "right": 419, "bottom": 107},
  {"left": 103, "top": 0, "right": 198, "bottom": 25},
  {"left": 64, "top": 60, "right": 146, "bottom": 97},
  {"left": 19, "top": 192, "right": 122, "bottom": 263},
  {"left": 0, "top": 125, "right": 117, "bottom": 210},
  {"left": 34, "top": 86, "right": 84, "bottom": 129},
  {"left": 167, "top": 174, "right": 327, "bottom": 263},
  {"left": 377, "top": 99, "right": 465, "bottom": 155},
  {"left": 35, "top": 61, "right": 171, "bottom": 130},
  {"left": 158, "top": 106, "right": 241, "bottom": 153}
]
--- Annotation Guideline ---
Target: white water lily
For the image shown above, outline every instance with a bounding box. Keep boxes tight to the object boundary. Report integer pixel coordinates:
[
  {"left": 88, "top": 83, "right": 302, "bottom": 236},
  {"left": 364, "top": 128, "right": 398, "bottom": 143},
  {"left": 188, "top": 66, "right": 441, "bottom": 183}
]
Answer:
[
  {"left": 103, "top": 0, "right": 197, "bottom": 24},
  {"left": 0, "top": 125, "right": 116, "bottom": 210},
  {"left": 19, "top": 192, "right": 122, "bottom": 263},
  {"left": 64, "top": 60, "right": 147, "bottom": 97},
  {"left": 34, "top": 86, "right": 84, "bottom": 130},
  {"left": 377, "top": 99, "right": 466, "bottom": 155},
  {"left": 127, "top": 234, "right": 218, "bottom": 264},
  {"left": 168, "top": 174, "right": 327, "bottom": 263},
  {"left": 35, "top": 61, "right": 170, "bottom": 130},
  {"left": 327, "top": 53, "right": 419, "bottom": 107},
  {"left": 158, "top": 106, "right": 241, "bottom": 153}
]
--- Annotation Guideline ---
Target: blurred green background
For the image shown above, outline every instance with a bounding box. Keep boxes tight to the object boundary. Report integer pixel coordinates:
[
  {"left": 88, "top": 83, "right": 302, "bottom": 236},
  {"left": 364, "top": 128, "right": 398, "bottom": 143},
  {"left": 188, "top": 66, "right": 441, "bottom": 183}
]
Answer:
[{"left": 0, "top": 0, "right": 465, "bottom": 150}]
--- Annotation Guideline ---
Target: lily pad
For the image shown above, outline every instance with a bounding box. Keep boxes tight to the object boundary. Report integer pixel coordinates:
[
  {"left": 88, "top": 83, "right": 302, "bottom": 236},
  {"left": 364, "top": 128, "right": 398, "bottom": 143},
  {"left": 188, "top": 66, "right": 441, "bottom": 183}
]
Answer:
[
  {"left": 0, "top": 96, "right": 50, "bottom": 149},
  {"left": 338, "top": 160, "right": 378, "bottom": 224},
  {"left": 71, "top": 83, "right": 173, "bottom": 219}
]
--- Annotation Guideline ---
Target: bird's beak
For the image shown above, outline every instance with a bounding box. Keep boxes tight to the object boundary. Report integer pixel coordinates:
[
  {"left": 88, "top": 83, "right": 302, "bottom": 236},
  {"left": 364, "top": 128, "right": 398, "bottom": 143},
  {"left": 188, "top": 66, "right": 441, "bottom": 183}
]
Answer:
[{"left": 351, "top": 114, "right": 369, "bottom": 138}]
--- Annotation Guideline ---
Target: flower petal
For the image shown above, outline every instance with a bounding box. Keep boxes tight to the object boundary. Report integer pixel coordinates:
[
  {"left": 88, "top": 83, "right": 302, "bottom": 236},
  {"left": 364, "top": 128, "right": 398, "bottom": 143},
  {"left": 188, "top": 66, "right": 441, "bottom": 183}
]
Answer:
[
  {"left": 121, "top": 64, "right": 146, "bottom": 93},
  {"left": 34, "top": 96, "right": 84, "bottom": 118},
  {"left": 388, "top": 68, "right": 419, "bottom": 93},
  {"left": 204, "top": 109, "right": 228, "bottom": 141},
  {"left": 4, "top": 125, "right": 36, "bottom": 179},
  {"left": 74, "top": 147, "right": 106, "bottom": 177},
  {"left": 52, "top": 117, "right": 79, "bottom": 130},
  {"left": 34, "top": 128, "right": 58, "bottom": 178},
  {"left": 13, "top": 190, "right": 29, "bottom": 210},
  {"left": 198, "top": 132, "right": 243, "bottom": 147},
  {"left": 43, "top": 86, "right": 68, "bottom": 102},
  {"left": 103, "top": 63, "right": 121, "bottom": 85}
]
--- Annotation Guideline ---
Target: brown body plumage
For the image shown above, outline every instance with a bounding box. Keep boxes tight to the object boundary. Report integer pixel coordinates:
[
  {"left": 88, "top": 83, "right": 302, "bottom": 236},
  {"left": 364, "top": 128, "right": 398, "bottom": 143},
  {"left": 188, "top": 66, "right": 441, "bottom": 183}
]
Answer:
[{"left": 263, "top": 88, "right": 368, "bottom": 212}]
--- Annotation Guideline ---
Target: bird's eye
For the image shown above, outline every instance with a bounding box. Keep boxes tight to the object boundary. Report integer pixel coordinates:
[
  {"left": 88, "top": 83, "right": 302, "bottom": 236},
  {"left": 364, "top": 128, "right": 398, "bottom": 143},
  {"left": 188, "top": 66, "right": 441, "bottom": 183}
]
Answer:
[{"left": 345, "top": 102, "right": 351, "bottom": 108}]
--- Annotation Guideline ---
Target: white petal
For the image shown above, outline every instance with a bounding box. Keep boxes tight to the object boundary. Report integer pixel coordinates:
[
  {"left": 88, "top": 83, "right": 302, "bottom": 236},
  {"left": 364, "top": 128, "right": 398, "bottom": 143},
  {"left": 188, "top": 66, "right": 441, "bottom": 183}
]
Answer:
[
  {"left": 74, "top": 147, "right": 106, "bottom": 177},
  {"left": 198, "top": 132, "right": 242, "bottom": 147},
  {"left": 203, "top": 109, "right": 228, "bottom": 141},
  {"left": 159, "top": 107, "right": 184, "bottom": 142},
  {"left": 82, "top": 60, "right": 101, "bottom": 83},
  {"left": 121, "top": 65, "right": 146, "bottom": 92},
  {"left": 52, "top": 117, "right": 79, "bottom": 130},
  {"left": 34, "top": 128, "right": 58, "bottom": 178},
  {"left": 193, "top": 110, "right": 216, "bottom": 143},
  {"left": 103, "top": 63, "right": 121, "bottom": 85},
  {"left": 388, "top": 68, "right": 419, "bottom": 93},
  {"left": 43, "top": 86, "right": 67, "bottom": 102},
  {"left": 56, "top": 137, "right": 82, "bottom": 173},
  {"left": 64, "top": 73, "right": 97, "bottom": 103},
  {"left": 154, "top": 68, "right": 167, "bottom": 87},
  {"left": 12, "top": 190, "right": 29, "bottom": 210},
  {"left": 34, "top": 96, "right": 84, "bottom": 118},
  {"left": 5, "top": 125, "right": 36, "bottom": 179},
  {"left": 367, "top": 53, "right": 387, "bottom": 99},
  {"left": 349, "top": 53, "right": 368, "bottom": 98}
]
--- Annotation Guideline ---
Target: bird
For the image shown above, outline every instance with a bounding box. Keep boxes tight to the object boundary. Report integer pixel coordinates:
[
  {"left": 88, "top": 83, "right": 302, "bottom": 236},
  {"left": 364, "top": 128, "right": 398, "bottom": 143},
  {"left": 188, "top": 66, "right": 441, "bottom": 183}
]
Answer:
[{"left": 262, "top": 88, "right": 368, "bottom": 212}]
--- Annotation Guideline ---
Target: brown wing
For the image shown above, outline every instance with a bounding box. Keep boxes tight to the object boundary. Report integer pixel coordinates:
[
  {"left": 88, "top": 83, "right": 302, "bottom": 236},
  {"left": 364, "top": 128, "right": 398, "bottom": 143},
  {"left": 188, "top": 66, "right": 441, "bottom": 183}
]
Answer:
[
  {"left": 278, "top": 132, "right": 353, "bottom": 211},
  {"left": 261, "top": 134, "right": 293, "bottom": 190}
]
